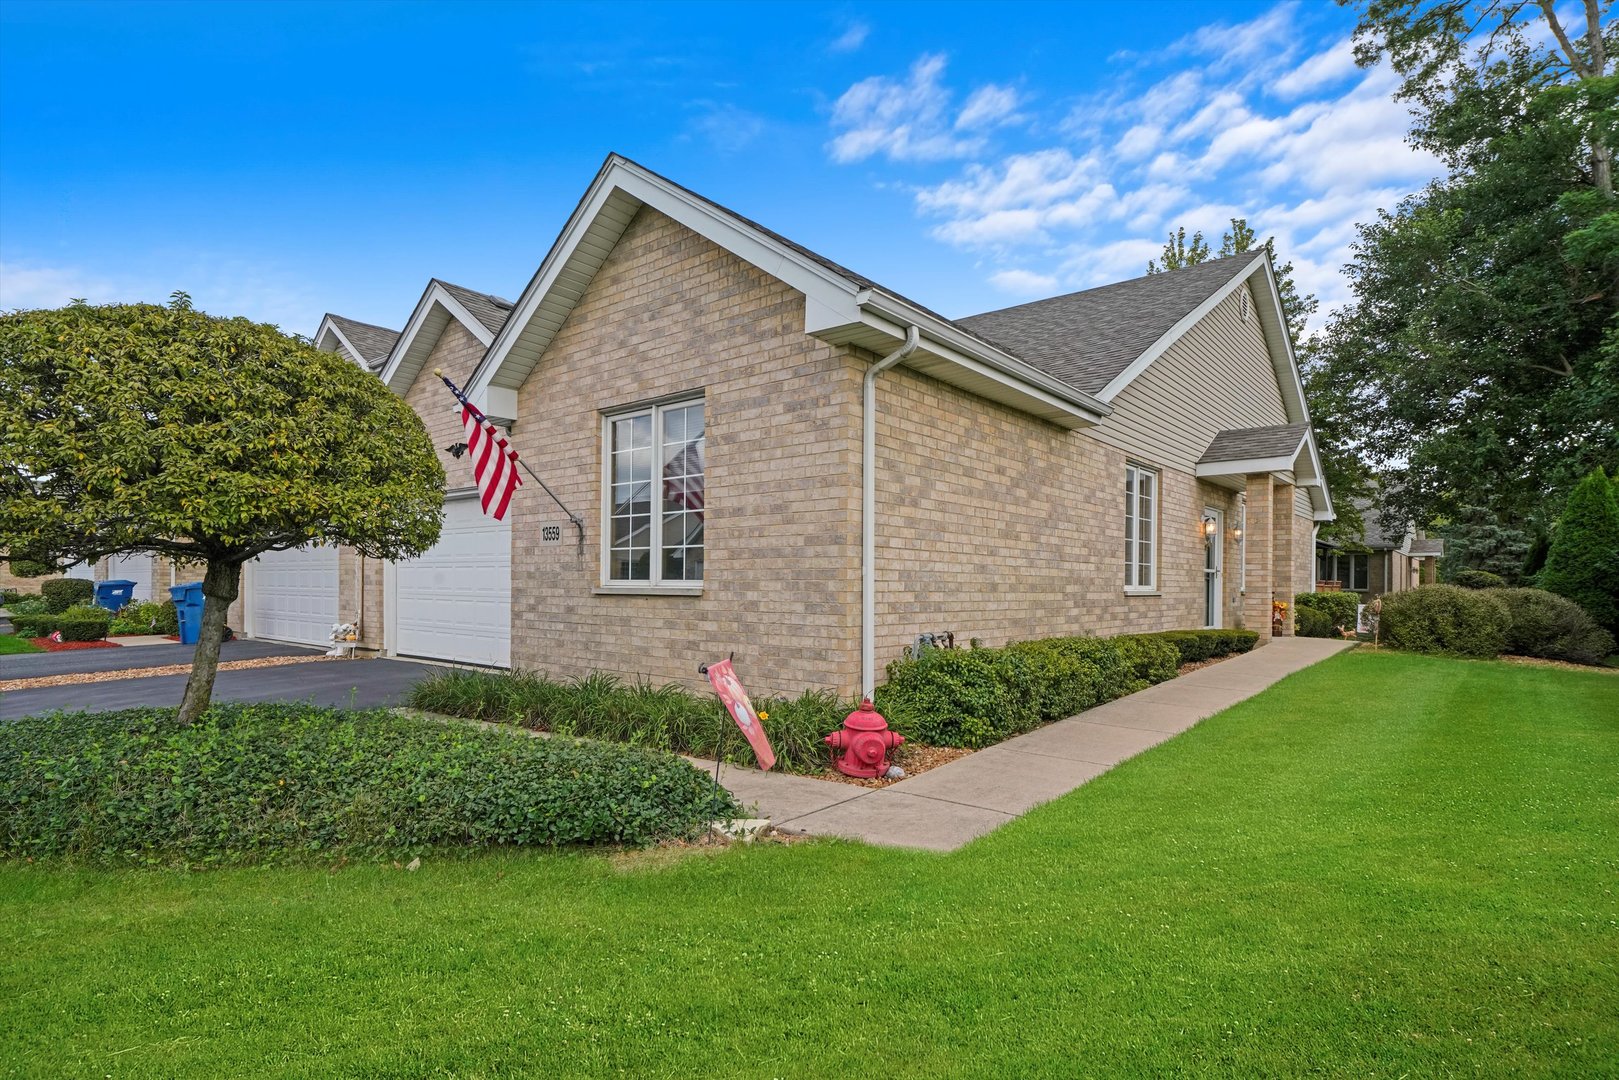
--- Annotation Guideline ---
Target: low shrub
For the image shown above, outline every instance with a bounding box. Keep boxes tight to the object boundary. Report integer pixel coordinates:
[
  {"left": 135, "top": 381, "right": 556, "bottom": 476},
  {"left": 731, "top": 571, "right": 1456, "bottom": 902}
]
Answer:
[
  {"left": 1494, "top": 588, "right": 1616, "bottom": 665},
  {"left": 876, "top": 647, "right": 1039, "bottom": 748},
  {"left": 8, "top": 605, "right": 112, "bottom": 641},
  {"left": 110, "top": 599, "right": 179, "bottom": 636},
  {"left": 1296, "top": 606, "right": 1337, "bottom": 638},
  {"left": 1111, "top": 634, "right": 1182, "bottom": 686},
  {"left": 1296, "top": 591, "right": 1360, "bottom": 633},
  {"left": 1379, "top": 584, "right": 1507, "bottom": 659},
  {"left": 1453, "top": 569, "right": 1507, "bottom": 590},
  {"left": 408, "top": 669, "right": 844, "bottom": 774},
  {"left": 0, "top": 588, "right": 33, "bottom": 606},
  {"left": 1129, "top": 628, "right": 1260, "bottom": 664},
  {"left": 41, "top": 578, "right": 93, "bottom": 614},
  {"left": 1004, "top": 636, "right": 1138, "bottom": 721},
  {"left": 4, "top": 597, "right": 48, "bottom": 616},
  {"left": 0, "top": 704, "right": 738, "bottom": 866}
]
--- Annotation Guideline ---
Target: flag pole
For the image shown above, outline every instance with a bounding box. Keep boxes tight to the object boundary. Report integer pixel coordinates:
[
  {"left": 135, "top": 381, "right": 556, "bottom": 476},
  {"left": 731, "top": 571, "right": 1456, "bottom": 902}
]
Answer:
[{"left": 436, "top": 368, "right": 586, "bottom": 553}]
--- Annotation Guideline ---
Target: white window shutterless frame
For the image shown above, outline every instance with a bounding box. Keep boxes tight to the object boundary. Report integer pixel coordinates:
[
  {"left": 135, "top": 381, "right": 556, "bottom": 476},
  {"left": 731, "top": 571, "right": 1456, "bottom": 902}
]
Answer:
[
  {"left": 1124, "top": 463, "right": 1158, "bottom": 592},
  {"left": 603, "top": 398, "right": 705, "bottom": 588}
]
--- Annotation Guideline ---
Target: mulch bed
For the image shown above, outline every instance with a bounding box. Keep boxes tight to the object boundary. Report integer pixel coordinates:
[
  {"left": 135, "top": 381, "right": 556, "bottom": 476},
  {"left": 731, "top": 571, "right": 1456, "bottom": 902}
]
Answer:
[
  {"left": 811, "top": 743, "right": 974, "bottom": 788},
  {"left": 27, "top": 637, "right": 121, "bottom": 653},
  {"left": 1499, "top": 654, "right": 1619, "bottom": 675},
  {"left": 1177, "top": 652, "right": 1241, "bottom": 676}
]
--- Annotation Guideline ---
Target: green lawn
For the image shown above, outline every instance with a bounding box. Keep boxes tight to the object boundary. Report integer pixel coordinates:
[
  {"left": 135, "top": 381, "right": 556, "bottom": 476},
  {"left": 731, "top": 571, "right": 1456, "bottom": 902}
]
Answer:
[
  {"left": 0, "top": 633, "right": 43, "bottom": 654},
  {"left": 3, "top": 650, "right": 1615, "bottom": 1077}
]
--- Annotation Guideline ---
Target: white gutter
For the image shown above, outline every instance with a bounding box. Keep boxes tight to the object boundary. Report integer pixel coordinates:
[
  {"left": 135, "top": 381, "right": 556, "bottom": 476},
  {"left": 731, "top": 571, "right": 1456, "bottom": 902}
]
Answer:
[{"left": 862, "top": 325, "right": 921, "bottom": 698}]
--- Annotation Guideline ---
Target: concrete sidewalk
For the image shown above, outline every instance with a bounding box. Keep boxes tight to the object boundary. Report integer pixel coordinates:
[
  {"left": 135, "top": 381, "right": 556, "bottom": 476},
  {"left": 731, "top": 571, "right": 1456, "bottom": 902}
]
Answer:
[{"left": 709, "top": 636, "right": 1356, "bottom": 852}]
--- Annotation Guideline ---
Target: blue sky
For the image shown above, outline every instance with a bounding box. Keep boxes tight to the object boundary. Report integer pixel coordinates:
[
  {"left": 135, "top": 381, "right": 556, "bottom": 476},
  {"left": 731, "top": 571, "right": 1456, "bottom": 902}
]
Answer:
[{"left": 0, "top": 1, "right": 1443, "bottom": 338}]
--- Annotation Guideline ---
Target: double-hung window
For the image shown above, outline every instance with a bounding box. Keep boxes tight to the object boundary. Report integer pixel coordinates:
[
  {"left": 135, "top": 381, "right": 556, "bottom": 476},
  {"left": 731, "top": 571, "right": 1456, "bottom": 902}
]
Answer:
[
  {"left": 605, "top": 398, "right": 705, "bottom": 586},
  {"left": 1124, "top": 463, "right": 1157, "bottom": 591}
]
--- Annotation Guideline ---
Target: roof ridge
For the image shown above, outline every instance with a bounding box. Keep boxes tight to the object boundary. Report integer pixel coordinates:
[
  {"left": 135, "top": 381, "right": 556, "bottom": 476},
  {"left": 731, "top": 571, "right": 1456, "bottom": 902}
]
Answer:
[
  {"left": 326, "top": 312, "right": 401, "bottom": 335},
  {"left": 433, "top": 278, "right": 515, "bottom": 309},
  {"left": 961, "top": 251, "right": 1258, "bottom": 323}
]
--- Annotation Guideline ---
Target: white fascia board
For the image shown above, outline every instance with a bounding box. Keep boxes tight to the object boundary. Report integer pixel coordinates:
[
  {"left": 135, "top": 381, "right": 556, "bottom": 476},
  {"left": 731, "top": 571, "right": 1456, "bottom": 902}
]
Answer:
[
  {"left": 468, "top": 156, "right": 864, "bottom": 405},
  {"left": 378, "top": 282, "right": 495, "bottom": 395},
  {"left": 1195, "top": 455, "right": 1296, "bottom": 478},
  {"left": 1299, "top": 426, "right": 1334, "bottom": 519},
  {"left": 1096, "top": 253, "right": 1266, "bottom": 403},
  {"left": 857, "top": 294, "right": 1109, "bottom": 422},
  {"left": 1254, "top": 256, "right": 1312, "bottom": 426},
  {"left": 313, "top": 317, "right": 367, "bottom": 369}
]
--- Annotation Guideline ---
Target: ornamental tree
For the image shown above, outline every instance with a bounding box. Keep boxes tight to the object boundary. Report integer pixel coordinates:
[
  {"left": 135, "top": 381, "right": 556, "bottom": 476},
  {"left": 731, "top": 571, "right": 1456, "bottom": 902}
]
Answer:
[
  {"left": 1538, "top": 467, "right": 1619, "bottom": 636},
  {"left": 0, "top": 296, "right": 444, "bottom": 723}
]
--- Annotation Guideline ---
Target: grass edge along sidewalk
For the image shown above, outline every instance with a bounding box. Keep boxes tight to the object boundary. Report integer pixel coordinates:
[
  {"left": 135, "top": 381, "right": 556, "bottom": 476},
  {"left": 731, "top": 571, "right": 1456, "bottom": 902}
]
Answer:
[{"left": 3, "top": 648, "right": 1615, "bottom": 1077}]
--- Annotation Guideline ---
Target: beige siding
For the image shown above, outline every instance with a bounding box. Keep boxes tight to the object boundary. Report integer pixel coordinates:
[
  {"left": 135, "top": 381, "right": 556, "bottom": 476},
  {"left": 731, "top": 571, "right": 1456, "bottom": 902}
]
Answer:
[{"left": 1087, "top": 285, "right": 1289, "bottom": 470}]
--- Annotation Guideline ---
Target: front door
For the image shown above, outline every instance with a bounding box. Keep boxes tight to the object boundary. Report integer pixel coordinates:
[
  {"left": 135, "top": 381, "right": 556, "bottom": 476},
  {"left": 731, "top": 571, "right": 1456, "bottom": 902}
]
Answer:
[{"left": 1203, "top": 506, "right": 1223, "bottom": 629}]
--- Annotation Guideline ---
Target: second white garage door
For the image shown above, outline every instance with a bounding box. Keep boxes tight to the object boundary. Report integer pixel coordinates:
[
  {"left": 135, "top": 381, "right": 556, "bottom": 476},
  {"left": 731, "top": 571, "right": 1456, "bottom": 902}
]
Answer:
[
  {"left": 388, "top": 495, "right": 510, "bottom": 668},
  {"left": 247, "top": 545, "right": 339, "bottom": 646}
]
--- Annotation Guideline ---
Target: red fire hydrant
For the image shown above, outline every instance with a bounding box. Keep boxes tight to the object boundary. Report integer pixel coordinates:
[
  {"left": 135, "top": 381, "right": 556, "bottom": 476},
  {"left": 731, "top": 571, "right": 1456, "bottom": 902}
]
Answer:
[{"left": 825, "top": 699, "right": 905, "bottom": 778}]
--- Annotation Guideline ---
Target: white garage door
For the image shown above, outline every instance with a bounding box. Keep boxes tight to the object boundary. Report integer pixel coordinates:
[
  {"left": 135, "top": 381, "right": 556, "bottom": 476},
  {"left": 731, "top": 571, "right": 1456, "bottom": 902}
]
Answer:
[
  {"left": 248, "top": 545, "right": 339, "bottom": 646},
  {"left": 107, "top": 553, "right": 154, "bottom": 602},
  {"left": 390, "top": 496, "right": 510, "bottom": 667}
]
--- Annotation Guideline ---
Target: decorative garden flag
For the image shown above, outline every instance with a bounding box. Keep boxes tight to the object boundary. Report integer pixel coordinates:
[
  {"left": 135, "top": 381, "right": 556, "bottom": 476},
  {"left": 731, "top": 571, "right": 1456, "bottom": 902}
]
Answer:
[{"left": 705, "top": 659, "right": 776, "bottom": 771}]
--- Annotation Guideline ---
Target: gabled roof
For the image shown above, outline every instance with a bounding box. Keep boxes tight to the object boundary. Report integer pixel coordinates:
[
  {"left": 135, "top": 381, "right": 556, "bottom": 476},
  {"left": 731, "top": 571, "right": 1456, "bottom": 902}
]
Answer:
[
  {"left": 314, "top": 313, "right": 401, "bottom": 370},
  {"left": 377, "top": 279, "right": 514, "bottom": 395},
  {"left": 467, "top": 153, "right": 1109, "bottom": 430},
  {"left": 1196, "top": 422, "right": 1332, "bottom": 520},
  {"left": 959, "top": 255, "right": 1257, "bottom": 397},
  {"left": 1198, "top": 423, "right": 1311, "bottom": 465}
]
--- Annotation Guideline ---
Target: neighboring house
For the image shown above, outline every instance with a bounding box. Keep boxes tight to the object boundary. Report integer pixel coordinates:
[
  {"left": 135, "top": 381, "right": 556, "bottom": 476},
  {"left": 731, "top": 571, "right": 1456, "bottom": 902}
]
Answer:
[
  {"left": 1315, "top": 498, "right": 1444, "bottom": 600},
  {"left": 224, "top": 154, "right": 1331, "bottom": 698}
]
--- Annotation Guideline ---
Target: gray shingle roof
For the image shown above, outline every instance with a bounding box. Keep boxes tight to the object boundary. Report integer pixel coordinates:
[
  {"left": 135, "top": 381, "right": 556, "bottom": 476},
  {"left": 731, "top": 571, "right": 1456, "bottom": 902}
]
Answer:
[
  {"left": 1408, "top": 536, "right": 1445, "bottom": 556},
  {"left": 436, "top": 280, "right": 514, "bottom": 337},
  {"left": 955, "top": 254, "right": 1256, "bottom": 396},
  {"left": 1357, "top": 500, "right": 1397, "bottom": 548},
  {"left": 325, "top": 314, "right": 400, "bottom": 366},
  {"left": 1197, "top": 423, "right": 1309, "bottom": 465}
]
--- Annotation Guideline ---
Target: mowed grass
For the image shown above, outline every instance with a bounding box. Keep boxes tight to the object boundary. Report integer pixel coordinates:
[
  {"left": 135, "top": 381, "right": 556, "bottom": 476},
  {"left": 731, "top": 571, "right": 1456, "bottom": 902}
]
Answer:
[
  {"left": 0, "top": 633, "right": 43, "bottom": 655},
  {"left": 3, "top": 650, "right": 1615, "bottom": 1078}
]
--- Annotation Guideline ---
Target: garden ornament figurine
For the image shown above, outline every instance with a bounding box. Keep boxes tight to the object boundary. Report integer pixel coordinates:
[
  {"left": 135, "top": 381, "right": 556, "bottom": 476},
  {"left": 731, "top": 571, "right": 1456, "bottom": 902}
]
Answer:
[{"left": 326, "top": 622, "right": 360, "bottom": 658}]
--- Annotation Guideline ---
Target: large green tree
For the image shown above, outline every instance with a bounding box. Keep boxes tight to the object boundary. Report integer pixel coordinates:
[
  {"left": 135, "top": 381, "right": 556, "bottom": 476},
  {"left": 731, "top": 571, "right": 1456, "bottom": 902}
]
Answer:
[
  {"left": 1318, "top": 0, "right": 1618, "bottom": 535},
  {"left": 1537, "top": 466, "right": 1619, "bottom": 633},
  {"left": 0, "top": 296, "right": 445, "bottom": 722}
]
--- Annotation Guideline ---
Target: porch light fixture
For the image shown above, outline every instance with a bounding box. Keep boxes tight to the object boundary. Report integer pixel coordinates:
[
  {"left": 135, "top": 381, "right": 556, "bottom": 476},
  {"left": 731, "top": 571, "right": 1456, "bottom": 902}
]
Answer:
[
  {"left": 1202, "top": 514, "right": 1218, "bottom": 538},
  {"left": 1233, "top": 523, "right": 1243, "bottom": 540}
]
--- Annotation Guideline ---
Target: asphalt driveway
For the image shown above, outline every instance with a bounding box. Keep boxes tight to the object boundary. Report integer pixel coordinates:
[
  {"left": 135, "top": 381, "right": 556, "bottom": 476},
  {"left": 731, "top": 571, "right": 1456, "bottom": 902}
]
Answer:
[{"left": 1, "top": 645, "right": 441, "bottom": 720}]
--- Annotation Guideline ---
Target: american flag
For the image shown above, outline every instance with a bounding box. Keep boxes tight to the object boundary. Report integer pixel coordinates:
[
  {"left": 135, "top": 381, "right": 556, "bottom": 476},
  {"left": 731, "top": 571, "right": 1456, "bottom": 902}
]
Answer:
[
  {"left": 662, "top": 439, "right": 704, "bottom": 519},
  {"left": 438, "top": 372, "right": 523, "bottom": 521}
]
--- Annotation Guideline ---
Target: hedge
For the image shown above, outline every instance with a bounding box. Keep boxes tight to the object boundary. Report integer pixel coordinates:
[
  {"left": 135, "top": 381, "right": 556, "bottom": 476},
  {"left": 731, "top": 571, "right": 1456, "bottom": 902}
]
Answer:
[
  {"left": 1296, "top": 606, "right": 1336, "bottom": 638},
  {"left": 1453, "top": 569, "right": 1507, "bottom": 590},
  {"left": 8, "top": 604, "right": 111, "bottom": 641},
  {"left": 1379, "top": 584, "right": 1506, "bottom": 658},
  {"left": 1494, "top": 588, "right": 1615, "bottom": 665},
  {"left": 41, "top": 578, "right": 94, "bottom": 613},
  {"left": 0, "top": 704, "right": 739, "bottom": 866},
  {"left": 410, "top": 670, "right": 844, "bottom": 775},
  {"left": 1295, "top": 592, "right": 1359, "bottom": 633},
  {"left": 1136, "top": 628, "right": 1260, "bottom": 664}
]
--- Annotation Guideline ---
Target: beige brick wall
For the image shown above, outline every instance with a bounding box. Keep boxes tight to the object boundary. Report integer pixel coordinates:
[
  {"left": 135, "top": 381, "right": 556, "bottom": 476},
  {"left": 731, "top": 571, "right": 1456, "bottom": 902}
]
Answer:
[
  {"left": 872, "top": 365, "right": 1257, "bottom": 673},
  {"left": 507, "top": 206, "right": 865, "bottom": 698}
]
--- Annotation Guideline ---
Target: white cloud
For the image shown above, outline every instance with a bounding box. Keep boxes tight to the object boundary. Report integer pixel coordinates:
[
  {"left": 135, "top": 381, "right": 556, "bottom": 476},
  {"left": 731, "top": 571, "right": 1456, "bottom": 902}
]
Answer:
[
  {"left": 988, "top": 268, "right": 1060, "bottom": 295},
  {"left": 931, "top": 209, "right": 1047, "bottom": 247},
  {"left": 0, "top": 262, "right": 125, "bottom": 310},
  {"left": 685, "top": 102, "right": 767, "bottom": 153},
  {"left": 956, "top": 84, "right": 1024, "bottom": 130},
  {"left": 828, "top": 53, "right": 986, "bottom": 163},
  {"left": 1273, "top": 36, "right": 1358, "bottom": 98},
  {"left": 829, "top": 20, "right": 870, "bottom": 54},
  {"left": 0, "top": 257, "right": 321, "bottom": 331},
  {"left": 1174, "top": 4, "right": 1298, "bottom": 70},
  {"left": 916, "top": 148, "right": 1097, "bottom": 215}
]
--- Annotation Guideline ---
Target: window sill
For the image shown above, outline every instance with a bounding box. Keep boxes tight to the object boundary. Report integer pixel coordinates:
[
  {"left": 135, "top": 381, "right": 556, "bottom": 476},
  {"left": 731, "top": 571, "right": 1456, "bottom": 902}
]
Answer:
[
  {"left": 1123, "top": 588, "right": 1162, "bottom": 597},
  {"left": 593, "top": 585, "right": 704, "bottom": 597}
]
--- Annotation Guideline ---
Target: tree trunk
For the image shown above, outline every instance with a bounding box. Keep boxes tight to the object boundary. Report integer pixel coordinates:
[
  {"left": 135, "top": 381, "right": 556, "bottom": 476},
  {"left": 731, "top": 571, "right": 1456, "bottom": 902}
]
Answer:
[{"left": 176, "top": 559, "right": 242, "bottom": 725}]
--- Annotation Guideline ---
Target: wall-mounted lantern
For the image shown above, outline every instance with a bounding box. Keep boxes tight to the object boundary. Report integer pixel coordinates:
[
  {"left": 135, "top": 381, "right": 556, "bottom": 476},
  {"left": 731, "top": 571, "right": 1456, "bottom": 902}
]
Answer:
[{"left": 1202, "top": 514, "right": 1219, "bottom": 540}]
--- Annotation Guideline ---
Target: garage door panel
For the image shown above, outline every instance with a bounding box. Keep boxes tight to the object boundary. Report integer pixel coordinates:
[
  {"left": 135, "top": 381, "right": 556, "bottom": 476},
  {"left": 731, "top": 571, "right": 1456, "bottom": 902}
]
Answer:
[
  {"left": 250, "top": 546, "right": 339, "bottom": 646},
  {"left": 392, "top": 499, "right": 510, "bottom": 668}
]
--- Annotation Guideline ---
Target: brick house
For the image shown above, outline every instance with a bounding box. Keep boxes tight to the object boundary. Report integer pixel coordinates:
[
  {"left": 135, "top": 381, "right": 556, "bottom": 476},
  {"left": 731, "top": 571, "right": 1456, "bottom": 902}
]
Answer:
[
  {"left": 226, "top": 154, "right": 1332, "bottom": 697},
  {"left": 1315, "top": 498, "right": 1444, "bottom": 600}
]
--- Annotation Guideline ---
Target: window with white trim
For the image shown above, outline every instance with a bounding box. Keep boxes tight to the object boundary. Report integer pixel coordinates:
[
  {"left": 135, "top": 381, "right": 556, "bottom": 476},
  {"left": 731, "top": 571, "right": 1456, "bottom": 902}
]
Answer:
[
  {"left": 605, "top": 399, "right": 704, "bottom": 585},
  {"left": 1124, "top": 463, "right": 1157, "bottom": 591}
]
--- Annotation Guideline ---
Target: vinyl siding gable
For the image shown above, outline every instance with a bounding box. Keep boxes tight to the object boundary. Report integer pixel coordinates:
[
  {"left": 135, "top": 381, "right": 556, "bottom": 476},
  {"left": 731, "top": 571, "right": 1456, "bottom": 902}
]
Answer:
[{"left": 1085, "top": 284, "right": 1291, "bottom": 471}]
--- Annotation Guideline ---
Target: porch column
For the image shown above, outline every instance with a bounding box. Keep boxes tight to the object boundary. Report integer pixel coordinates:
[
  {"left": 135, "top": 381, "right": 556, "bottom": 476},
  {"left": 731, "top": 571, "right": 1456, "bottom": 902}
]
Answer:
[
  {"left": 1272, "top": 479, "right": 1296, "bottom": 636},
  {"left": 1244, "top": 474, "right": 1274, "bottom": 643}
]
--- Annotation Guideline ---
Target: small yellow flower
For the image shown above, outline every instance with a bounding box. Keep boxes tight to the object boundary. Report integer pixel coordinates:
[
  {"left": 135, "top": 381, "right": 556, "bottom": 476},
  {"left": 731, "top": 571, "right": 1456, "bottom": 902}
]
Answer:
[
  {"left": 757, "top": 711, "right": 769, "bottom": 721},
  {"left": 277, "top": 779, "right": 285, "bottom": 786}
]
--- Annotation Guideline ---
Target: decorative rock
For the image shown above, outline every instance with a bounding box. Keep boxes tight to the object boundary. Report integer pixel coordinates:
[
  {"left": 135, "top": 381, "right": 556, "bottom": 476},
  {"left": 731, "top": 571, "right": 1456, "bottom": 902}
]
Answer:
[{"left": 885, "top": 765, "right": 907, "bottom": 779}]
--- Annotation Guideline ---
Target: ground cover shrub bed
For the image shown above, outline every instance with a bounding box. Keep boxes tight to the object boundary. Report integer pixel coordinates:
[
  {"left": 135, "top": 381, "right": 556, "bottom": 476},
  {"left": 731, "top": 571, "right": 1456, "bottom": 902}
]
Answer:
[
  {"left": 409, "top": 670, "right": 844, "bottom": 774},
  {"left": 108, "top": 598, "right": 178, "bottom": 636},
  {"left": 0, "top": 704, "right": 737, "bottom": 867},
  {"left": 4, "top": 651, "right": 1615, "bottom": 1077}
]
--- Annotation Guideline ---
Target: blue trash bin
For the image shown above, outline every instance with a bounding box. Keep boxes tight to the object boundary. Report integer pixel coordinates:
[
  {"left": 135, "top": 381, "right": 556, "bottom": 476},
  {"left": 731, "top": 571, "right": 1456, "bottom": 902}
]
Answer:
[
  {"left": 94, "top": 579, "right": 137, "bottom": 612},
  {"left": 169, "top": 582, "right": 205, "bottom": 645}
]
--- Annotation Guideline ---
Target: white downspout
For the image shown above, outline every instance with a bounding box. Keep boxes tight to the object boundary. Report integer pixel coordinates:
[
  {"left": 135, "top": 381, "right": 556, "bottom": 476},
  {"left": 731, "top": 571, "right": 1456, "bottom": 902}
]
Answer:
[{"left": 862, "top": 325, "right": 921, "bottom": 699}]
